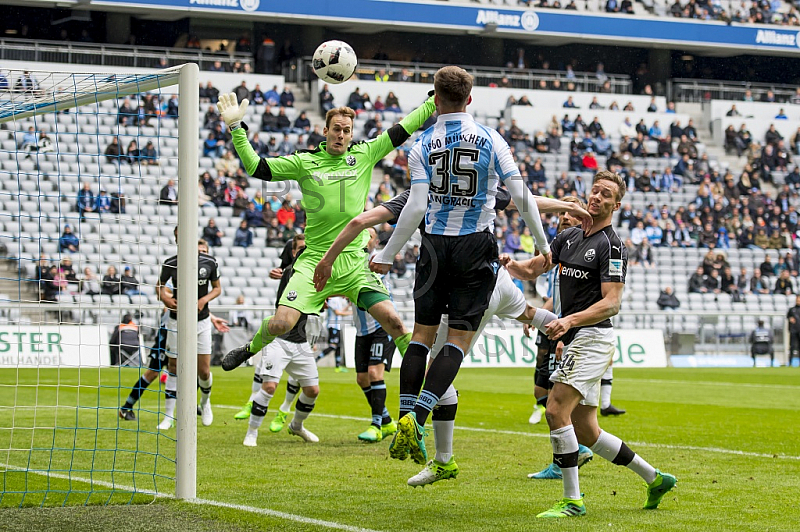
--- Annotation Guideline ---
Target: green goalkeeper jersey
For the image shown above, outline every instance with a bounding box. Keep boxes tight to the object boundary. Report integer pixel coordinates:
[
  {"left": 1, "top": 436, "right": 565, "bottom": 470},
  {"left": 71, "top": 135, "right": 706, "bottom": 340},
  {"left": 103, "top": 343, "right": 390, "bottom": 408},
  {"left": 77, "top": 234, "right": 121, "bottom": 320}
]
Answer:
[{"left": 231, "top": 97, "right": 436, "bottom": 254}]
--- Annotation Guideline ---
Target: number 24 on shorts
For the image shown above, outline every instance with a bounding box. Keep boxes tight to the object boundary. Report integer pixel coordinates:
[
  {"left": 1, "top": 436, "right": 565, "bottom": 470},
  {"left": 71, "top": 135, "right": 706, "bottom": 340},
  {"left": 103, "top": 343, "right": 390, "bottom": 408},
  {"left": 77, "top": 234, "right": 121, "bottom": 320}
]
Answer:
[{"left": 559, "top": 354, "right": 576, "bottom": 374}]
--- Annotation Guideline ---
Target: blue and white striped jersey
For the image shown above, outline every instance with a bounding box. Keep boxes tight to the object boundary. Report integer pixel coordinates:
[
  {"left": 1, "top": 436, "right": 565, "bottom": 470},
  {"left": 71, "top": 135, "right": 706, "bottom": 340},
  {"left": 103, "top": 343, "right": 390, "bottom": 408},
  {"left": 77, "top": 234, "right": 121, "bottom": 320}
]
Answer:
[
  {"left": 408, "top": 112, "right": 519, "bottom": 236},
  {"left": 326, "top": 297, "right": 349, "bottom": 331},
  {"left": 352, "top": 307, "right": 381, "bottom": 337}
]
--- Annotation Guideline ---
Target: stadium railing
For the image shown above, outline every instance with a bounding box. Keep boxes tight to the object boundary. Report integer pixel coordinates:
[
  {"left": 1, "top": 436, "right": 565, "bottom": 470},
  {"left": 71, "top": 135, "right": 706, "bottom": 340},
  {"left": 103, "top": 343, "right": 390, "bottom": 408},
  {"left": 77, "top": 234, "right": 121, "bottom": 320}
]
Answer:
[
  {"left": 0, "top": 37, "right": 252, "bottom": 72},
  {"left": 669, "top": 78, "right": 800, "bottom": 104},
  {"left": 286, "top": 57, "right": 633, "bottom": 94}
]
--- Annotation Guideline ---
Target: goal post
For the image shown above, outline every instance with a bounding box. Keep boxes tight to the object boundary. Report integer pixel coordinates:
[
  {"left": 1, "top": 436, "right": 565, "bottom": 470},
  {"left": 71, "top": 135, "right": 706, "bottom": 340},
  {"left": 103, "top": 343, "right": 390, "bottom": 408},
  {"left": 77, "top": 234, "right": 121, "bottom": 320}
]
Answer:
[
  {"left": 0, "top": 63, "right": 198, "bottom": 505},
  {"left": 175, "top": 63, "right": 198, "bottom": 501}
]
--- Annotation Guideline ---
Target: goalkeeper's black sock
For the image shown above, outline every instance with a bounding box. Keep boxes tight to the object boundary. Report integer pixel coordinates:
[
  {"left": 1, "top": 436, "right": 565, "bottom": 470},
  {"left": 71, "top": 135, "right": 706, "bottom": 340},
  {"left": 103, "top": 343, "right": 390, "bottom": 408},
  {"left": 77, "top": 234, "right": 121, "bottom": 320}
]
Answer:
[{"left": 123, "top": 374, "right": 152, "bottom": 410}]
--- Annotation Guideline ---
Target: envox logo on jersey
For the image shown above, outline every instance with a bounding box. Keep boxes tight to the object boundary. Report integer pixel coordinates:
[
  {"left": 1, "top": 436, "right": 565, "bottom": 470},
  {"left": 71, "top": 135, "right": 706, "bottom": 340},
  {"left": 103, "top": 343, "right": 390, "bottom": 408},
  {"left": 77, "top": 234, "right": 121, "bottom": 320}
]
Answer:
[{"left": 559, "top": 266, "right": 589, "bottom": 279}]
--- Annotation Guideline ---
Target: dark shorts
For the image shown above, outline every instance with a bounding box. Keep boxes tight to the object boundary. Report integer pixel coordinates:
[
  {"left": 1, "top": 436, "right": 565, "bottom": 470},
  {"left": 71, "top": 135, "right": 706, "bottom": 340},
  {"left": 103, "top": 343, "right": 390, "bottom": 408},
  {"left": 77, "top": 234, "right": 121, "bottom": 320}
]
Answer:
[
  {"left": 147, "top": 327, "right": 168, "bottom": 371},
  {"left": 327, "top": 327, "right": 341, "bottom": 346},
  {"left": 534, "top": 331, "right": 557, "bottom": 390},
  {"left": 414, "top": 231, "right": 500, "bottom": 331},
  {"left": 354, "top": 327, "right": 396, "bottom": 373}
]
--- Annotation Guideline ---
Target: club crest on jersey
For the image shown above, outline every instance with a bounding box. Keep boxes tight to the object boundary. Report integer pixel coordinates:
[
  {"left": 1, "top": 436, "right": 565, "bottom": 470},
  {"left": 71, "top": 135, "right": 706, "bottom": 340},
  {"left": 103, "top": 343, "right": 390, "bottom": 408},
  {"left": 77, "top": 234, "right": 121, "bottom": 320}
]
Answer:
[
  {"left": 199, "top": 267, "right": 208, "bottom": 277},
  {"left": 584, "top": 249, "right": 596, "bottom": 262},
  {"left": 287, "top": 290, "right": 298, "bottom": 301},
  {"left": 346, "top": 155, "right": 356, "bottom": 166}
]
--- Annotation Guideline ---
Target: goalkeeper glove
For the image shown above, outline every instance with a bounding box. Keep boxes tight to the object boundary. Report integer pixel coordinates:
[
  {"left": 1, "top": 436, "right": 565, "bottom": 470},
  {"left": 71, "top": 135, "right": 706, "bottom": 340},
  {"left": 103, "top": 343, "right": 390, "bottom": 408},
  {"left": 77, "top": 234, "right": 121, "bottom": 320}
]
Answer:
[{"left": 217, "top": 93, "right": 249, "bottom": 131}]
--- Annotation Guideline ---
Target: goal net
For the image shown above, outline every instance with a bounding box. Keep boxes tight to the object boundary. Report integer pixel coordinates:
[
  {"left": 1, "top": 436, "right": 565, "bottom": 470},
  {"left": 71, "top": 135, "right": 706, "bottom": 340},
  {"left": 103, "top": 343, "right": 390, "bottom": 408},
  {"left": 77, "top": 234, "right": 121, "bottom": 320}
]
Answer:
[{"left": 0, "top": 64, "right": 199, "bottom": 506}]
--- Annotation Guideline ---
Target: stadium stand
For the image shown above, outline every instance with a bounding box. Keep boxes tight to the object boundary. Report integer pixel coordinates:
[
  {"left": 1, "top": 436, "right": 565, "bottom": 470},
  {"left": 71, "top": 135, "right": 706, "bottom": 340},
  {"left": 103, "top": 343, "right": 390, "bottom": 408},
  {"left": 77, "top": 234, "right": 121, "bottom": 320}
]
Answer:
[{"left": 1, "top": 53, "right": 797, "bottom": 349}]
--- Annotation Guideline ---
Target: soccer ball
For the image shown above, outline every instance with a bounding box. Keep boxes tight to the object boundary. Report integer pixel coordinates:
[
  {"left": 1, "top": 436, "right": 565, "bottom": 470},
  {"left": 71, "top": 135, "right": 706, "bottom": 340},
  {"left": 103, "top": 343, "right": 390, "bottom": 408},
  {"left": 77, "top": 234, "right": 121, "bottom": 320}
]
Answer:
[{"left": 312, "top": 41, "right": 357, "bottom": 85}]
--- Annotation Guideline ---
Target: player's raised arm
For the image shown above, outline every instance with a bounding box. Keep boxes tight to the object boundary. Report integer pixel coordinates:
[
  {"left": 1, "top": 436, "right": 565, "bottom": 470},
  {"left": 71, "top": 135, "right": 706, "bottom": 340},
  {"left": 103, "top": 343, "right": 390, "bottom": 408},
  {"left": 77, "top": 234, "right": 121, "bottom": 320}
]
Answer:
[
  {"left": 361, "top": 94, "right": 436, "bottom": 164},
  {"left": 490, "top": 132, "right": 551, "bottom": 266},
  {"left": 370, "top": 147, "right": 428, "bottom": 272},
  {"left": 534, "top": 197, "right": 593, "bottom": 232},
  {"left": 314, "top": 203, "right": 397, "bottom": 291},
  {"left": 500, "top": 252, "right": 555, "bottom": 281},
  {"left": 218, "top": 93, "right": 302, "bottom": 182}
]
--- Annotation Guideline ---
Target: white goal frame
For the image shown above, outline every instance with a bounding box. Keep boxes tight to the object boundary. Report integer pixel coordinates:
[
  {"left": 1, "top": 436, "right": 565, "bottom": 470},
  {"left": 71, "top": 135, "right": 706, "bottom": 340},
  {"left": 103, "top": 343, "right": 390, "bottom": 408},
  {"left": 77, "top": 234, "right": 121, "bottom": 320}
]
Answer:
[{"left": 0, "top": 63, "right": 199, "bottom": 500}]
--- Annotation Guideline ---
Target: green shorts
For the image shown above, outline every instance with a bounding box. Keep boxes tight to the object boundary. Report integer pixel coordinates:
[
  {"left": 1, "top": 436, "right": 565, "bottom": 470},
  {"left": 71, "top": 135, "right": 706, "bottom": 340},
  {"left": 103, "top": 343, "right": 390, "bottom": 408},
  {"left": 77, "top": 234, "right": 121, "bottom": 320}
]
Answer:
[{"left": 278, "top": 249, "right": 390, "bottom": 315}]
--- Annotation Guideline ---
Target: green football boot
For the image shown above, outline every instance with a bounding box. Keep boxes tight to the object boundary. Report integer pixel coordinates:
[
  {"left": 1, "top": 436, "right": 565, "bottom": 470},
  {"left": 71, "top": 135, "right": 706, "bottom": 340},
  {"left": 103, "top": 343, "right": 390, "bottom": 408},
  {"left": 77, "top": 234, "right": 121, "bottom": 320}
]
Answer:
[
  {"left": 536, "top": 498, "right": 586, "bottom": 518},
  {"left": 392, "top": 412, "right": 427, "bottom": 465},
  {"left": 381, "top": 420, "right": 397, "bottom": 439},
  {"left": 233, "top": 401, "right": 252, "bottom": 420},
  {"left": 358, "top": 425, "right": 382, "bottom": 442},
  {"left": 644, "top": 470, "right": 677, "bottom": 509},
  {"left": 269, "top": 410, "right": 289, "bottom": 433},
  {"left": 407, "top": 457, "right": 459, "bottom": 487}
]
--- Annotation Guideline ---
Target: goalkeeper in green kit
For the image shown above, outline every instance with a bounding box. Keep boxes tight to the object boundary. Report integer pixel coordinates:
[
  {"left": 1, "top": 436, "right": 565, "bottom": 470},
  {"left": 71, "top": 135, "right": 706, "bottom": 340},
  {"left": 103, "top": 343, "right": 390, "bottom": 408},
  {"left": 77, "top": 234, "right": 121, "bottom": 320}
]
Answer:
[{"left": 217, "top": 91, "right": 436, "bottom": 371}]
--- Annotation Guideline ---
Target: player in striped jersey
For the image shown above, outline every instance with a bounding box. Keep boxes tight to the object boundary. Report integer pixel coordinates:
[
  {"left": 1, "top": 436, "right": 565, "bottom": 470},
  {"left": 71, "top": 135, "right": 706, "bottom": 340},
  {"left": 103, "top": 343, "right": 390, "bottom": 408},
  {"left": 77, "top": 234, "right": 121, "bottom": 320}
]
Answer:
[
  {"left": 314, "top": 183, "right": 589, "bottom": 482},
  {"left": 324, "top": 296, "right": 351, "bottom": 372},
  {"left": 353, "top": 228, "right": 398, "bottom": 442},
  {"left": 369, "top": 66, "right": 560, "bottom": 467}
]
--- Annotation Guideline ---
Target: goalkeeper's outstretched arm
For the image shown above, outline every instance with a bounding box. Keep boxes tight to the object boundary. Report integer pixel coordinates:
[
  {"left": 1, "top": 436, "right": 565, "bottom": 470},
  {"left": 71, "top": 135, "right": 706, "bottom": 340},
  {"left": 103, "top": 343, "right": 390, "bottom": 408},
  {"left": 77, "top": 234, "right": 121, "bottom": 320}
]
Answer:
[
  {"left": 364, "top": 95, "right": 437, "bottom": 163},
  {"left": 217, "top": 93, "right": 300, "bottom": 182}
]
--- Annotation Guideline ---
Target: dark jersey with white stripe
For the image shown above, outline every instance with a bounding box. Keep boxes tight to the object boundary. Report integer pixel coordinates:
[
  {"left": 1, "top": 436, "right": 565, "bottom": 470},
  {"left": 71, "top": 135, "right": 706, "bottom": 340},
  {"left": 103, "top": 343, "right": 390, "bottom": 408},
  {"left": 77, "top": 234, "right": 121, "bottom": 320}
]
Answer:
[
  {"left": 159, "top": 252, "right": 220, "bottom": 321},
  {"left": 550, "top": 225, "right": 627, "bottom": 343}
]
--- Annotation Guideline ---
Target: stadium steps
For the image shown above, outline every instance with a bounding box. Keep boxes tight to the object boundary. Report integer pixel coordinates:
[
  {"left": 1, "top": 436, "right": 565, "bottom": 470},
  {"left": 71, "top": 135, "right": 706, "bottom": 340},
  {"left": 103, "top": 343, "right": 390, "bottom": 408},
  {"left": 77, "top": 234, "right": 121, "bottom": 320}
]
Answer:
[{"left": 0, "top": 260, "right": 57, "bottom": 325}]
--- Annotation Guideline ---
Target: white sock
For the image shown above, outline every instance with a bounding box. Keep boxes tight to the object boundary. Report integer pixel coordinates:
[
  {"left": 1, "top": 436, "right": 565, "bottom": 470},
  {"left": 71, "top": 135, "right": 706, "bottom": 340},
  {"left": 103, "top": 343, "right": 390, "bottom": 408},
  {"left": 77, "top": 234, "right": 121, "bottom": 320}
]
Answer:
[
  {"left": 280, "top": 378, "right": 300, "bottom": 413},
  {"left": 249, "top": 389, "right": 273, "bottom": 430},
  {"left": 198, "top": 373, "right": 212, "bottom": 404},
  {"left": 433, "top": 385, "right": 457, "bottom": 463},
  {"left": 290, "top": 392, "right": 316, "bottom": 429},
  {"left": 628, "top": 454, "right": 658, "bottom": 484},
  {"left": 248, "top": 378, "right": 262, "bottom": 402},
  {"left": 550, "top": 425, "right": 580, "bottom": 500},
  {"left": 600, "top": 385, "right": 612, "bottom": 409},
  {"left": 591, "top": 430, "right": 657, "bottom": 484},
  {"left": 601, "top": 366, "right": 613, "bottom": 409},
  {"left": 164, "top": 374, "right": 177, "bottom": 419},
  {"left": 532, "top": 308, "right": 558, "bottom": 333}
]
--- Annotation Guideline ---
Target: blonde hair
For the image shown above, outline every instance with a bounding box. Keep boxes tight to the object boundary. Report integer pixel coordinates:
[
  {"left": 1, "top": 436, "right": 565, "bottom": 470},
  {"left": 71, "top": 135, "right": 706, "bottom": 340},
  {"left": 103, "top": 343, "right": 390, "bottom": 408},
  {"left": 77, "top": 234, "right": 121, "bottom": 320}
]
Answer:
[
  {"left": 593, "top": 169, "right": 626, "bottom": 202},
  {"left": 434, "top": 66, "right": 473, "bottom": 109},
  {"left": 325, "top": 106, "right": 356, "bottom": 129}
]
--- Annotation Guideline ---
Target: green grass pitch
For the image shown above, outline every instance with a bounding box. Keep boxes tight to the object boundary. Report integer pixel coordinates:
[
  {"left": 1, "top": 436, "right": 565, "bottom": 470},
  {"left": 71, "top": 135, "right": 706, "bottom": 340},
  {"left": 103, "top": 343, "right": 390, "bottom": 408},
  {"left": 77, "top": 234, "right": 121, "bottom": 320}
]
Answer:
[{"left": 1, "top": 366, "right": 799, "bottom": 531}]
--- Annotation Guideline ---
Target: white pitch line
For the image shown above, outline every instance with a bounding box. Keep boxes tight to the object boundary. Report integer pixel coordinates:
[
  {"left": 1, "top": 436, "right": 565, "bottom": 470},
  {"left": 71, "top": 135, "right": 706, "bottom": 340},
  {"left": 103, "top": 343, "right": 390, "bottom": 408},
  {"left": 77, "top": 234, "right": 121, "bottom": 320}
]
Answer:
[
  {"left": 0, "top": 462, "right": 382, "bottom": 532},
  {"left": 216, "top": 406, "right": 800, "bottom": 461},
  {"left": 624, "top": 379, "right": 800, "bottom": 390}
]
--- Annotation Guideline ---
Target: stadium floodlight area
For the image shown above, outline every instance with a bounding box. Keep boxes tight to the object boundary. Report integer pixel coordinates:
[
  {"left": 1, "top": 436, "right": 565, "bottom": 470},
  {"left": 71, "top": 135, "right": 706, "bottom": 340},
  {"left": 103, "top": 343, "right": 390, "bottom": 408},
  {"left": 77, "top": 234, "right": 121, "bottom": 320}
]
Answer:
[{"left": 0, "top": 64, "right": 199, "bottom": 506}]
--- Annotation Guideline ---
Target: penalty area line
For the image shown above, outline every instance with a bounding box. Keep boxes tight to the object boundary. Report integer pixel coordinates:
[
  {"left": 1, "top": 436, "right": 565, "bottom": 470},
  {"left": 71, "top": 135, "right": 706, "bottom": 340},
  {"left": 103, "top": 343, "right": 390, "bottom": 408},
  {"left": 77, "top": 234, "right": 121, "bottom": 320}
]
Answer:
[
  {"left": 219, "top": 406, "right": 800, "bottom": 462},
  {"left": 0, "top": 462, "right": 382, "bottom": 532}
]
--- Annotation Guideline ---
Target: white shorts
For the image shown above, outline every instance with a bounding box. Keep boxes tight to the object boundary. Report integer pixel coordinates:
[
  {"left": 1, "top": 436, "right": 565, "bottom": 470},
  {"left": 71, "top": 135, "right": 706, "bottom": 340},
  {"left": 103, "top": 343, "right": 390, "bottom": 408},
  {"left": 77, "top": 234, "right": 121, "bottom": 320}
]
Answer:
[
  {"left": 165, "top": 316, "right": 212, "bottom": 358},
  {"left": 550, "top": 327, "right": 615, "bottom": 407},
  {"left": 256, "top": 337, "right": 319, "bottom": 387},
  {"left": 432, "top": 268, "right": 528, "bottom": 357}
]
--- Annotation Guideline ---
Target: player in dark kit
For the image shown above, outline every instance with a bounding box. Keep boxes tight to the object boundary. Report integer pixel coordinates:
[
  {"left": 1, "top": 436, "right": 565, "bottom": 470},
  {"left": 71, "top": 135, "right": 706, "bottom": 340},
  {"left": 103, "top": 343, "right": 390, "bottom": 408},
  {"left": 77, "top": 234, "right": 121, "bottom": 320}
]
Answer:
[
  {"left": 787, "top": 295, "right": 800, "bottom": 367},
  {"left": 503, "top": 170, "right": 676, "bottom": 518},
  {"left": 156, "top": 228, "right": 222, "bottom": 430}
]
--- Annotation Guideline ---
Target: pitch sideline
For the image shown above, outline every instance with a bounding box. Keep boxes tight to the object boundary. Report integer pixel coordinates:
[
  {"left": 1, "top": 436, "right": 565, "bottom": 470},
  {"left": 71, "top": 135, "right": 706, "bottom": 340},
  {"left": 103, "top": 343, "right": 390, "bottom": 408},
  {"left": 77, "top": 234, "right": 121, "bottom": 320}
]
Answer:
[{"left": 213, "top": 405, "right": 800, "bottom": 461}]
